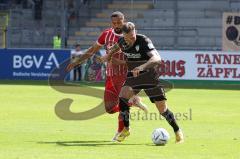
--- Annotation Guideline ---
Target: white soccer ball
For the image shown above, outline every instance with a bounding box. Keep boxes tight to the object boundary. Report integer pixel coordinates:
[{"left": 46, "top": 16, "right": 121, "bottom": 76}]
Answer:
[{"left": 152, "top": 128, "right": 170, "bottom": 145}]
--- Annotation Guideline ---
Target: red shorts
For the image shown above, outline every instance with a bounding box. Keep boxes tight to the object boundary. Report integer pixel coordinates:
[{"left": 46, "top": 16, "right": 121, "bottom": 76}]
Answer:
[{"left": 104, "top": 75, "right": 126, "bottom": 113}]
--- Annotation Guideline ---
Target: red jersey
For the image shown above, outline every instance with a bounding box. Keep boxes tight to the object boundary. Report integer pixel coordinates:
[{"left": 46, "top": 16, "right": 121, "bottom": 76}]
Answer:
[{"left": 97, "top": 28, "right": 127, "bottom": 77}]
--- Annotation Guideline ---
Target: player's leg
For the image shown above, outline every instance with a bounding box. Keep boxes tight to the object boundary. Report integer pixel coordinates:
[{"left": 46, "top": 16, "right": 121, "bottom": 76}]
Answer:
[
  {"left": 111, "top": 75, "right": 147, "bottom": 134},
  {"left": 128, "top": 94, "right": 148, "bottom": 113},
  {"left": 109, "top": 75, "right": 126, "bottom": 141},
  {"left": 116, "top": 86, "right": 135, "bottom": 142},
  {"left": 111, "top": 76, "right": 148, "bottom": 142},
  {"left": 78, "top": 65, "right": 82, "bottom": 81},
  {"left": 73, "top": 66, "right": 77, "bottom": 81},
  {"left": 104, "top": 76, "right": 120, "bottom": 114},
  {"left": 155, "top": 100, "right": 184, "bottom": 143},
  {"left": 145, "top": 86, "right": 184, "bottom": 143},
  {"left": 112, "top": 75, "right": 148, "bottom": 113},
  {"left": 104, "top": 76, "right": 125, "bottom": 141},
  {"left": 119, "top": 86, "right": 135, "bottom": 127}
]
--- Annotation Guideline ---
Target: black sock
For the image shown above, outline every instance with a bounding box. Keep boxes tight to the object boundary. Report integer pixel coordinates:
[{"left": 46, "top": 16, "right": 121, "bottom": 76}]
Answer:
[
  {"left": 119, "top": 97, "right": 130, "bottom": 128},
  {"left": 161, "top": 109, "right": 180, "bottom": 132}
]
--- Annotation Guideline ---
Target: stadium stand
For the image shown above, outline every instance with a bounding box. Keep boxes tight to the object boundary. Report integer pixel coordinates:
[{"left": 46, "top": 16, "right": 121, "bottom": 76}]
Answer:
[
  {"left": 1, "top": 0, "right": 239, "bottom": 50},
  {"left": 67, "top": 0, "right": 237, "bottom": 50},
  {"left": 7, "top": 0, "right": 61, "bottom": 48}
]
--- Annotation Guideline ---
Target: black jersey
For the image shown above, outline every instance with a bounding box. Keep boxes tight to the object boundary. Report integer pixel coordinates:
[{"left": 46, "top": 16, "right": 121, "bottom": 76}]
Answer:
[
  {"left": 118, "top": 34, "right": 156, "bottom": 70},
  {"left": 118, "top": 34, "right": 166, "bottom": 102}
]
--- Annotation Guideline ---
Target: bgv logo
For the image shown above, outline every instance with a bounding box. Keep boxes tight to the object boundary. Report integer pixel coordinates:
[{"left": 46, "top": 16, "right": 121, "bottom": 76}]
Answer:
[{"left": 13, "top": 53, "right": 59, "bottom": 69}]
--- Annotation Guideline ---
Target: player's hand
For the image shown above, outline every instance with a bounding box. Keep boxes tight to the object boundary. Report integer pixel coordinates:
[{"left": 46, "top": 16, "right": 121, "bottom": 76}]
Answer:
[
  {"left": 95, "top": 56, "right": 104, "bottom": 63},
  {"left": 66, "top": 62, "right": 78, "bottom": 72},
  {"left": 105, "top": 54, "right": 112, "bottom": 62},
  {"left": 132, "top": 66, "right": 144, "bottom": 77},
  {"left": 95, "top": 55, "right": 108, "bottom": 63}
]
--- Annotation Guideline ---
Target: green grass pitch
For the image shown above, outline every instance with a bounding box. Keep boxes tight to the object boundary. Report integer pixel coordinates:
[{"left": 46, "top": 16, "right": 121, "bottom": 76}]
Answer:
[{"left": 0, "top": 82, "right": 239, "bottom": 159}]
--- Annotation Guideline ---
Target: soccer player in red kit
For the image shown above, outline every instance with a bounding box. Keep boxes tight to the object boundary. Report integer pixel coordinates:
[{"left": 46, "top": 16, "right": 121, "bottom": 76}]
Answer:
[{"left": 66, "top": 11, "right": 147, "bottom": 141}]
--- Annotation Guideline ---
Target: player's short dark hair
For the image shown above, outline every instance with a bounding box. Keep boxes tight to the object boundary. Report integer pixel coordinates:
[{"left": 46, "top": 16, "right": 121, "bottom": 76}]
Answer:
[
  {"left": 75, "top": 43, "right": 80, "bottom": 47},
  {"left": 122, "top": 22, "right": 135, "bottom": 33},
  {"left": 111, "top": 11, "right": 124, "bottom": 19}
]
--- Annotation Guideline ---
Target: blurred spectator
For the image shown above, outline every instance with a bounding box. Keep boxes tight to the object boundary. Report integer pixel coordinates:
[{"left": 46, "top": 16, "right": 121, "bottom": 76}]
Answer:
[
  {"left": 15, "top": 0, "right": 22, "bottom": 4},
  {"left": 82, "top": 0, "right": 89, "bottom": 5},
  {"left": 67, "top": 0, "right": 76, "bottom": 20},
  {"left": 71, "top": 43, "right": 84, "bottom": 81},
  {"left": 84, "top": 51, "right": 105, "bottom": 82},
  {"left": 53, "top": 33, "right": 62, "bottom": 49},
  {"left": 22, "top": 0, "right": 34, "bottom": 9},
  {"left": 0, "top": 0, "right": 10, "bottom": 9},
  {"left": 0, "top": 0, "right": 8, "bottom": 4},
  {"left": 91, "top": 54, "right": 104, "bottom": 81},
  {"left": 67, "top": 0, "right": 74, "bottom": 8},
  {"left": 9, "top": 0, "right": 22, "bottom": 8},
  {"left": 22, "top": 0, "right": 28, "bottom": 8},
  {"left": 33, "top": 0, "right": 42, "bottom": 20}
]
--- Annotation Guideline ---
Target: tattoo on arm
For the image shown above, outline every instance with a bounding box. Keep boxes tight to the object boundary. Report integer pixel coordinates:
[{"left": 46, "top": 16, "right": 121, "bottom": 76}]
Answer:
[
  {"left": 73, "top": 43, "right": 100, "bottom": 65},
  {"left": 111, "top": 57, "right": 126, "bottom": 65},
  {"left": 141, "top": 49, "right": 161, "bottom": 70},
  {"left": 110, "top": 43, "right": 120, "bottom": 53},
  {"left": 108, "top": 43, "right": 121, "bottom": 58},
  {"left": 147, "top": 49, "right": 160, "bottom": 58}
]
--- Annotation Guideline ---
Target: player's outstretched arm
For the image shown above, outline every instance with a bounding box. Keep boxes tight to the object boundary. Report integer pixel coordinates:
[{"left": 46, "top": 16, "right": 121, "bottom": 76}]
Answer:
[{"left": 66, "top": 43, "right": 102, "bottom": 71}]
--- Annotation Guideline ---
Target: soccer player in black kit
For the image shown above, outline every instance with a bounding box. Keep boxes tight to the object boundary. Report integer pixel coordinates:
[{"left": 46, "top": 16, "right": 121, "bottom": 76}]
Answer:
[{"left": 107, "top": 22, "right": 184, "bottom": 143}]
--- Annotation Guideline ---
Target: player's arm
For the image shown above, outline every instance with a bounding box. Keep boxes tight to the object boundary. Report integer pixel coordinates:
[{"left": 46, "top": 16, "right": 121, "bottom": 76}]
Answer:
[
  {"left": 132, "top": 49, "right": 161, "bottom": 77},
  {"left": 67, "top": 30, "right": 109, "bottom": 71},
  {"left": 66, "top": 42, "right": 101, "bottom": 71},
  {"left": 106, "top": 43, "right": 121, "bottom": 61},
  {"left": 96, "top": 54, "right": 126, "bottom": 65},
  {"left": 132, "top": 36, "right": 161, "bottom": 77},
  {"left": 95, "top": 43, "right": 123, "bottom": 64},
  {"left": 106, "top": 36, "right": 126, "bottom": 62},
  {"left": 139, "top": 49, "right": 161, "bottom": 70},
  {"left": 107, "top": 44, "right": 127, "bottom": 65},
  {"left": 95, "top": 35, "right": 124, "bottom": 64},
  {"left": 111, "top": 57, "right": 127, "bottom": 65}
]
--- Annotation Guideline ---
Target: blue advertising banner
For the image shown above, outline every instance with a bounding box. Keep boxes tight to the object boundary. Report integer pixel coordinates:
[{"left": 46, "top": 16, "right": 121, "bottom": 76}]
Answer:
[{"left": 0, "top": 49, "right": 71, "bottom": 80}]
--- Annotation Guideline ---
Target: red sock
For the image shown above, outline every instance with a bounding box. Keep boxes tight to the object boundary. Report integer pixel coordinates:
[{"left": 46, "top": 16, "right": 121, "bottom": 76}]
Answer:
[{"left": 118, "top": 113, "right": 124, "bottom": 132}]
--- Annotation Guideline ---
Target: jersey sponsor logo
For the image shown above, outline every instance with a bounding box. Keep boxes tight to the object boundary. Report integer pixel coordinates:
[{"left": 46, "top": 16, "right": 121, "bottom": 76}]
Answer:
[
  {"left": 13, "top": 52, "right": 59, "bottom": 69},
  {"left": 125, "top": 52, "right": 141, "bottom": 58},
  {"left": 122, "top": 43, "right": 130, "bottom": 50},
  {"left": 135, "top": 45, "right": 139, "bottom": 52}
]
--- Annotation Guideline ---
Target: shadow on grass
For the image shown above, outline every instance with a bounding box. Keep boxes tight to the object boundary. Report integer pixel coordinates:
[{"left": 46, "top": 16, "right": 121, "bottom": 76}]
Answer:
[
  {"left": 37, "top": 140, "right": 145, "bottom": 147},
  {"left": 145, "top": 143, "right": 166, "bottom": 147}
]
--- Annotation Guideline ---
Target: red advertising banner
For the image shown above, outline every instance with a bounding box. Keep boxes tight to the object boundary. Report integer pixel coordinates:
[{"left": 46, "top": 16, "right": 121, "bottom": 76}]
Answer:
[{"left": 160, "top": 51, "right": 240, "bottom": 81}]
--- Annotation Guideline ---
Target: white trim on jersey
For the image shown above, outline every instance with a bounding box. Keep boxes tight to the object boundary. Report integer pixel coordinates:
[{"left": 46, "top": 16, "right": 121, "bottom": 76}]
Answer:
[
  {"left": 96, "top": 41, "right": 103, "bottom": 46},
  {"left": 112, "top": 29, "right": 123, "bottom": 37},
  {"left": 105, "top": 31, "right": 110, "bottom": 45}
]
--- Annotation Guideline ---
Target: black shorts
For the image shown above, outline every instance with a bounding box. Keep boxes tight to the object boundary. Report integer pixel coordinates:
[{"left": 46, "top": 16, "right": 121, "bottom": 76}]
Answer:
[{"left": 124, "top": 71, "right": 167, "bottom": 103}]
